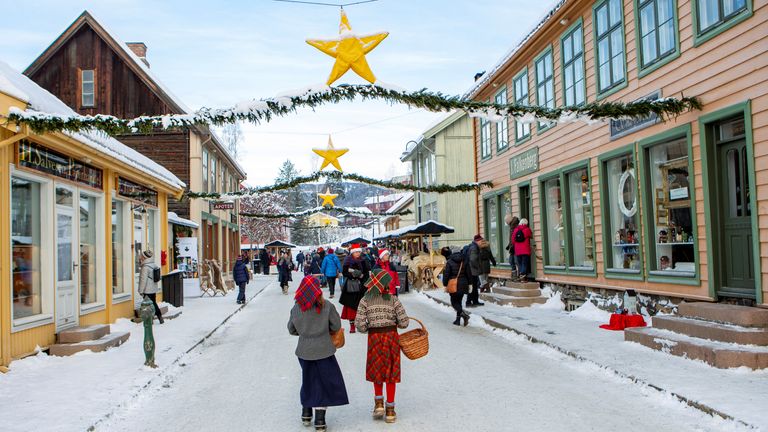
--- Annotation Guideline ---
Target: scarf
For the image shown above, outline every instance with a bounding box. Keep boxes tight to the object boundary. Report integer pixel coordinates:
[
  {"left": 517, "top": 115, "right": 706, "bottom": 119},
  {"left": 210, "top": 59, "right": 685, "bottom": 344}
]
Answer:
[
  {"left": 295, "top": 275, "right": 323, "bottom": 313},
  {"left": 364, "top": 268, "right": 393, "bottom": 301}
]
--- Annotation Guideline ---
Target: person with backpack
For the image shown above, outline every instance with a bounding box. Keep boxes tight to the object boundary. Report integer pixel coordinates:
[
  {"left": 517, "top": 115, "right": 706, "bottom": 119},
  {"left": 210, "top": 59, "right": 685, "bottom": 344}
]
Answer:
[
  {"left": 233, "top": 255, "right": 250, "bottom": 304},
  {"left": 321, "top": 248, "right": 343, "bottom": 299},
  {"left": 464, "top": 235, "right": 485, "bottom": 307},
  {"left": 505, "top": 216, "right": 520, "bottom": 279},
  {"left": 138, "top": 250, "right": 164, "bottom": 324},
  {"left": 512, "top": 218, "right": 533, "bottom": 282}
]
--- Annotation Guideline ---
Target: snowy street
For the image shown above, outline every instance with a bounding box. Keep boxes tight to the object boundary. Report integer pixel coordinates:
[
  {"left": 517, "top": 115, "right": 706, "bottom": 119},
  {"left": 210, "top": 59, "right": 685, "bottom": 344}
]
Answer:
[{"left": 95, "top": 279, "right": 748, "bottom": 432}]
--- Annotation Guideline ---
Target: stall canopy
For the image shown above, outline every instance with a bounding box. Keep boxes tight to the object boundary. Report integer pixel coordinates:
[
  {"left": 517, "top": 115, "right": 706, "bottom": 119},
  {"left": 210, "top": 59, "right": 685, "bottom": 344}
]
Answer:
[
  {"left": 264, "top": 240, "right": 298, "bottom": 249},
  {"left": 374, "top": 220, "right": 455, "bottom": 241},
  {"left": 341, "top": 236, "right": 371, "bottom": 247}
]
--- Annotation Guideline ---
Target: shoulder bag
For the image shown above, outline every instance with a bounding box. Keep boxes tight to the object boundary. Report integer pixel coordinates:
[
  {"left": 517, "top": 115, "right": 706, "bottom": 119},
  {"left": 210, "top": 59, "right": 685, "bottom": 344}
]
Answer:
[
  {"left": 330, "top": 327, "right": 345, "bottom": 349},
  {"left": 445, "top": 262, "right": 463, "bottom": 294}
]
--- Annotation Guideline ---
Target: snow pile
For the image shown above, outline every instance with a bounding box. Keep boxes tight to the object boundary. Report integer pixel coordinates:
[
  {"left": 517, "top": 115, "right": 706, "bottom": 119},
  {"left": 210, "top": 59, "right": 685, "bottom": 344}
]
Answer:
[
  {"left": 534, "top": 289, "right": 565, "bottom": 311},
  {"left": 569, "top": 300, "right": 612, "bottom": 323}
]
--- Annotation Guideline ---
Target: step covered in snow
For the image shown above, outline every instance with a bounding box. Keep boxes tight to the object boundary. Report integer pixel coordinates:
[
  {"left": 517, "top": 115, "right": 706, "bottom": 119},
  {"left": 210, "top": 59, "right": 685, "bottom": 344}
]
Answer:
[
  {"left": 57, "top": 324, "right": 110, "bottom": 344},
  {"left": 624, "top": 327, "right": 768, "bottom": 369},
  {"left": 49, "top": 331, "right": 130, "bottom": 357},
  {"left": 504, "top": 281, "right": 541, "bottom": 290},
  {"left": 653, "top": 315, "right": 768, "bottom": 346},
  {"left": 491, "top": 286, "right": 541, "bottom": 297},
  {"left": 678, "top": 302, "right": 768, "bottom": 327},
  {"left": 479, "top": 292, "right": 547, "bottom": 307}
]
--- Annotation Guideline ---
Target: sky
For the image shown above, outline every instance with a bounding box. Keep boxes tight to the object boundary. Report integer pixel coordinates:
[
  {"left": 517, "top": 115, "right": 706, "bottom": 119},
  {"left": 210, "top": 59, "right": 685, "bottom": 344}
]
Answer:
[{"left": 1, "top": 0, "right": 557, "bottom": 186}]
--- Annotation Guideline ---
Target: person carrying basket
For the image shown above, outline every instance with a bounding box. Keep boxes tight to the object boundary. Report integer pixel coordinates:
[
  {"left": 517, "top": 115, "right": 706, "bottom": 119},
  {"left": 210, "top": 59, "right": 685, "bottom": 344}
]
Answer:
[{"left": 354, "top": 269, "right": 409, "bottom": 424}]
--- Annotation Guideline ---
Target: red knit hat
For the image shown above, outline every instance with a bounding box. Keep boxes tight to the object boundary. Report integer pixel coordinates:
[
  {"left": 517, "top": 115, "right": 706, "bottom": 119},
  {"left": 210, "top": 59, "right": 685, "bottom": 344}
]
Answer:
[{"left": 350, "top": 243, "right": 362, "bottom": 253}]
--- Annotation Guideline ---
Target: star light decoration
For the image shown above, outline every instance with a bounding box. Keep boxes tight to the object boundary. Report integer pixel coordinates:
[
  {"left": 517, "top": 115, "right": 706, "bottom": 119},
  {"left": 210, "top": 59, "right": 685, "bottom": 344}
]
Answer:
[
  {"left": 318, "top": 187, "right": 338, "bottom": 207},
  {"left": 306, "top": 9, "right": 388, "bottom": 85},
  {"left": 312, "top": 136, "right": 348, "bottom": 171}
]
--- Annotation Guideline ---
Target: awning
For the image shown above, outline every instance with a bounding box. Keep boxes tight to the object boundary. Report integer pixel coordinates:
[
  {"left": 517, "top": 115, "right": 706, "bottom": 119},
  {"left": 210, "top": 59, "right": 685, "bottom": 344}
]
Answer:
[
  {"left": 374, "top": 220, "right": 455, "bottom": 241},
  {"left": 168, "top": 212, "right": 199, "bottom": 229},
  {"left": 341, "top": 236, "right": 371, "bottom": 247},
  {"left": 264, "top": 240, "right": 298, "bottom": 248}
]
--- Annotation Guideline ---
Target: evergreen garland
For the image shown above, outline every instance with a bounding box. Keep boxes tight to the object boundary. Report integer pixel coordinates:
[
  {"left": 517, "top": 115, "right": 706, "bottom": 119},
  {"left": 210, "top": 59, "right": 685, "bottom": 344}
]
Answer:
[
  {"left": 6, "top": 84, "right": 702, "bottom": 135},
  {"left": 239, "top": 205, "right": 412, "bottom": 219}
]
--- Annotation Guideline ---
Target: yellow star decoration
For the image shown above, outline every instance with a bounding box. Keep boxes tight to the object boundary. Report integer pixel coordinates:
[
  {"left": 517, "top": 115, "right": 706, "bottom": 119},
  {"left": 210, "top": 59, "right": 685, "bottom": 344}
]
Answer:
[
  {"left": 322, "top": 216, "right": 334, "bottom": 226},
  {"left": 306, "top": 9, "right": 389, "bottom": 85},
  {"left": 312, "top": 136, "right": 348, "bottom": 171},
  {"left": 318, "top": 187, "right": 338, "bottom": 207}
]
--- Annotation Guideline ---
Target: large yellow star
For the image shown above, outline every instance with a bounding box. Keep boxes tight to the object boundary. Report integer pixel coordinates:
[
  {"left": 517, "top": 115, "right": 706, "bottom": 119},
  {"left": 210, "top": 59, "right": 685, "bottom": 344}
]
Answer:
[
  {"left": 306, "top": 9, "right": 388, "bottom": 85},
  {"left": 312, "top": 136, "right": 348, "bottom": 171},
  {"left": 318, "top": 187, "right": 338, "bottom": 207}
]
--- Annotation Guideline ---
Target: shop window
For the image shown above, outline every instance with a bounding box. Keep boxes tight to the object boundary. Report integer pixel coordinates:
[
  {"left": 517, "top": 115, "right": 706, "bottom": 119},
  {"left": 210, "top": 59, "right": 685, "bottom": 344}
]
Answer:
[
  {"left": 112, "top": 200, "right": 126, "bottom": 296},
  {"left": 644, "top": 137, "right": 695, "bottom": 276},
  {"left": 695, "top": 0, "right": 749, "bottom": 35},
  {"left": 543, "top": 177, "right": 565, "bottom": 267},
  {"left": 11, "top": 177, "right": 43, "bottom": 319},
  {"left": 594, "top": 0, "right": 626, "bottom": 95},
  {"left": 480, "top": 117, "right": 491, "bottom": 159},
  {"left": 80, "top": 194, "right": 98, "bottom": 305},
  {"left": 484, "top": 192, "right": 510, "bottom": 262},
  {"left": 561, "top": 22, "right": 586, "bottom": 106},
  {"left": 495, "top": 88, "right": 509, "bottom": 151},
  {"left": 81, "top": 69, "right": 95, "bottom": 107},
  {"left": 485, "top": 197, "right": 499, "bottom": 259},
  {"left": 567, "top": 169, "right": 595, "bottom": 269},
  {"left": 513, "top": 69, "right": 531, "bottom": 143},
  {"left": 535, "top": 48, "right": 555, "bottom": 131},
  {"left": 603, "top": 153, "right": 641, "bottom": 273}
]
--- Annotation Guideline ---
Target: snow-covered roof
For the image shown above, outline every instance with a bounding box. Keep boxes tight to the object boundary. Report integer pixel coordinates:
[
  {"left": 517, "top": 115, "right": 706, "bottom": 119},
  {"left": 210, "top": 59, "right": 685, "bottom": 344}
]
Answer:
[
  {"left": 168, "top": 212, "right": 199, "bottom": 229},
  {"left": 386, "top": 192, "right": 414, "bottom": 214},
  {"left": 342, "top": 206, "right": 373, "bottom": 215},
  {"left": 363, "top": 192, "right": 411, "bottom": 206},
  {"left": 464, "top": 0, "right": 567, "bottom": 100},
  {"left": 0, "top": 60, "right": 184, "bottom": 190}
]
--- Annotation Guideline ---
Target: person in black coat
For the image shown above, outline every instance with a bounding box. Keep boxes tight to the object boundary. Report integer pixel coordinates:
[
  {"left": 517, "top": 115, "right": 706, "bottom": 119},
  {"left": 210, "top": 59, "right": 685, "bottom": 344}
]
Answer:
[
  {"left": 338, "top": 246, "right": 370, "bottom": 333},
  {"left": 260, "top": 248, "right": 271, "bottom": 275},
  {"left": 233, "top": 256, "right": 250, "bottom": 304},
  {"left": 278, "top": 251, "right": 292, "bottom": 294},
  {"left": 441, "top": 247, "right": 470, "bottom": 326}
]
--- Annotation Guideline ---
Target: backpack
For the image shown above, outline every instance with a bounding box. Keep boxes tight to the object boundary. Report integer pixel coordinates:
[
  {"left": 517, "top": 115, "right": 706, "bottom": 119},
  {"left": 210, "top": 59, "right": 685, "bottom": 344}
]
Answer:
[
  {"left": 514, "top": 228, "right": 526, "bottom": 243},
  {"left": 152, "top": 266, "right": 161, "bottom": 283}
]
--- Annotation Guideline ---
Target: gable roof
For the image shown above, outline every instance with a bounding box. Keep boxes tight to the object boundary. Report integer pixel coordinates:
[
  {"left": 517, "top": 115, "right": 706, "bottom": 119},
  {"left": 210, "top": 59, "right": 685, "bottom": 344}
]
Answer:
[{"left": 24, "top": 10, "right": 247, "bottom": 178}]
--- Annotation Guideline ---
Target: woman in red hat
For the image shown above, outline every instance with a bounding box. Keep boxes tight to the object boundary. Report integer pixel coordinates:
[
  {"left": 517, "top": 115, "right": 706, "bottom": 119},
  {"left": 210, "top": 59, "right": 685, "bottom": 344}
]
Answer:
[
  {"left": 339, "top": 243, "right": 369, "bottom": 333},
  {"left": 373, "top": 249, "right": 399, "bottom": 295}
]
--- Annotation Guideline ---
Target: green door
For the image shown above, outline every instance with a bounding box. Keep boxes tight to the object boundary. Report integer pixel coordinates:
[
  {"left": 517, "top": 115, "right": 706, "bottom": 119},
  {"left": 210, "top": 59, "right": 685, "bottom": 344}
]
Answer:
[
  {"left": 717, "top": 140, "right": 755, "bottom": 297},
  {"left": 518, "top": 184, "right": 535, "bottom": 278}
]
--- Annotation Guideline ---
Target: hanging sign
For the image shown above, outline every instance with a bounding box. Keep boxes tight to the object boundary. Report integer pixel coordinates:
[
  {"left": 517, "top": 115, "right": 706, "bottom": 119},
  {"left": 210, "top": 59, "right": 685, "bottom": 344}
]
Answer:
[
  {"left": 176, "top": 237, "right": 199, "bottom": 260},
  {"left": 509, "top": 147, "right": 539, "bottom": 180},
  {"left": 17, "top": 140, "right": 103, "bottom": 189},
  {"left": 610, "top": 91, "right": 661, "bottom": 140},
  {"left": 212, "top": 201, "right": 235, "bottom": 210},
  {"left": 118, "top": 177, "right": 158, "bottom": 207}
]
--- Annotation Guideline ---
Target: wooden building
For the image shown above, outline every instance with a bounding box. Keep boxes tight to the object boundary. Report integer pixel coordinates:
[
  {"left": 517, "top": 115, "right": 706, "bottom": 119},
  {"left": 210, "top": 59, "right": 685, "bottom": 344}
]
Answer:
[
  {"left": 23, "top": 10, "right": 246, "bottom": 278},
  {"left": 469, "top": 0, "right": 767, "bottom": 308},
  {"left": 0, "top": 61, "right": 184, "bottom": 367}
]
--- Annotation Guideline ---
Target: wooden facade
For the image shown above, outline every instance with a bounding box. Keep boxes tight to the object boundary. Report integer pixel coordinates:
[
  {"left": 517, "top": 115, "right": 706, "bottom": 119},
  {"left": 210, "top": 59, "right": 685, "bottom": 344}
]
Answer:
[{"left": 471, "top": 0, "right": 768, "bottom": 306}]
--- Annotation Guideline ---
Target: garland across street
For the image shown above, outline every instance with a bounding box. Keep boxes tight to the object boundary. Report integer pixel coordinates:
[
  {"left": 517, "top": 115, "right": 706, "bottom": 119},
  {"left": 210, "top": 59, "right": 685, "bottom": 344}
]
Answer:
[
  {"left": 6, "top": 84, "right": 702, "bottom": 136},
  {"left": 239, "top": 205, "right": 412, "bottom": 219}
]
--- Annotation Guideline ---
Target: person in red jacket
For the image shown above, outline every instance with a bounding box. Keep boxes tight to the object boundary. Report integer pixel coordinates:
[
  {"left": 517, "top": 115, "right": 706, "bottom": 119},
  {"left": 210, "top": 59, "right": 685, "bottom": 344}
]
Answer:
[
  {"left": 373, "top": 250, "right": 400, "bottom": 295},
  {"left": 511, "top": 218, "right": 533, "bottom": 282}
]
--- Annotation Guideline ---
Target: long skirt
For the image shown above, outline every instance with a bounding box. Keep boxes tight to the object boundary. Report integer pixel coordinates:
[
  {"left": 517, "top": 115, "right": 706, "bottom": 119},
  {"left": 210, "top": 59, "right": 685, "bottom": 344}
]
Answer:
[
  {"left": 366, "top": 328, "right": 401, "bottom": 383},
  {"left": 340, "top": 306, "right": 357, "bottom": 320},
  {"left": 298, "top": 355, "right": 349, "bottom": 408}
]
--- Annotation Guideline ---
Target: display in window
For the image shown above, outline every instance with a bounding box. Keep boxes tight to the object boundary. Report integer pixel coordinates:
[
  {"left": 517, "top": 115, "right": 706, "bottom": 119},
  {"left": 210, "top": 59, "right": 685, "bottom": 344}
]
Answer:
[
  {"left": 605, "top": 155, "right": 640, "bottom": 271},
  {"left": 567, "top": 169, "right": 594, "bottom": 269},
  {"left": 544, "top": 178, "right": 565, "bottom": 266},
  {"left": 11, "top": 177, "right": 43, "bottom": 319}
]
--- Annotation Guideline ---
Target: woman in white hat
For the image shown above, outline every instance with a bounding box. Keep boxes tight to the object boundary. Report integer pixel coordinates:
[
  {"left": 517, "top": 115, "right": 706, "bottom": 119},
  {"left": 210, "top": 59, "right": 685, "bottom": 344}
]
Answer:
[{"left": 138, "top": 250, "right": 164, "bottom": 324}]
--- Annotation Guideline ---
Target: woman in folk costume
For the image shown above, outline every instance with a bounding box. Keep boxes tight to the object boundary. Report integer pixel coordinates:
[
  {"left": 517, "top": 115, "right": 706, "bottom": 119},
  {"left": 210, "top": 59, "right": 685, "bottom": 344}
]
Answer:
[
  {"left": 339, "top": 243, "right": 370, "bottom": 333},
  {"left": 373, "top": 249, "right": 399, "bottom": 295},
  {"left": 288, "top": 275, "right": 349, "bottom": 431},
  {"left": 354, "top": 269, "right": 409, "bottom": 424}
]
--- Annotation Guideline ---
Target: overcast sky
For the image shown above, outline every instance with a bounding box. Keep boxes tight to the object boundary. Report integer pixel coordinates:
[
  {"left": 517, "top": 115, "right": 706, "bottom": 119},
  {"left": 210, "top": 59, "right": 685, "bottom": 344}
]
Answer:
[{"left": 2, "top": 0, "right": 556, "bottom": 186}]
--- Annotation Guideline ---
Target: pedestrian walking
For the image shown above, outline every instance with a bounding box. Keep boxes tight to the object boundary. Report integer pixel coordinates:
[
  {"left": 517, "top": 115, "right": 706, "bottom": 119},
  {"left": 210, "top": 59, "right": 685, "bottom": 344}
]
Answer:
[
  {"left": 309, "top": 248, "right": 323, "bottom": 276},
  {"left": 321, "top": 248, "right": 343, "bottom": 299},
  {"left": 233, "top": 255, "right": 250, "bottom": 304},
  {"left": 137, "top": 250, "right": 164, "bottom": 324},
  {"left": 260, "top": 248, "right": 271, "bottom": 275},
  {"left": 278, "top": 251, "right": 293, "bottom": 295},
  {"left": 288, "top": 275, "right": 349, "bottom": 431},
  {"left": 464, "top": 235, "right": 485, "bottom": 307},
  {"left": 296, "top": 251, "right": 306, "bottom": 273},
  {"left": 339, "top": 244, "right": 370, "bottom": 333},
  {"left": 505, "top": 216, "right": 520, "bottom": 279},
  {"left": 512, "top": 218, "right": 533, "bottom": 282},
  {"left": 441, "top": 247, "right": 470, "bottom": 326},
  {"left": 354, "top": 269, "right": 410, "bottom": 424},
  {"left": 477, "top": 238, "right": 496, "bottom": 292},
  {"left": 373, "top": 249, "right": 399, "bottom": 296}
]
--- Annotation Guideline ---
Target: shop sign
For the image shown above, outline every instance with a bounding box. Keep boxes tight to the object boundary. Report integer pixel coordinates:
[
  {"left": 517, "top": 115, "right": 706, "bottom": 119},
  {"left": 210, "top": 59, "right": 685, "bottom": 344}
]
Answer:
[
  {"left": 213, "top": 201, "right": 235, "bottom": 210},
  {"left": 610, "top": 91, "right": 661, "bottom": 140},
  {"left": 509, "top": 147, "right": 539, "bottom": 180},
  {"left": 17, "top": 140, "right": 103, "bottom": 189},
  {"left": 118, "top": 177, "right": 158, "bottom": 206}
]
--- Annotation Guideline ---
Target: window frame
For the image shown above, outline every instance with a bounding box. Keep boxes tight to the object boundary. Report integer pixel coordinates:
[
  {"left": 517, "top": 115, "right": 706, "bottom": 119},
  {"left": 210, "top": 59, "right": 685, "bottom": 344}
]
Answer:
[
  {"left": 479, "top": 114, "right": 492, "bottom": 161},
  {"left": 691, "top": 0, "right": 752, "bottom": 46},
  {"left": 79, "top": 68, "right": 96, "bottom": 108},
  {"left": 559, "top": 19, "right": 587, "bottom": 107},
  {"left": 534, "top": 46, "right": 556, "bottom": 134},
  {"left": 495, "top": 87, "right": 510, "bottom": 153},
  {"left": 634, "top": 0, "right": 681, "bottom": 78},
  {"left": 111, "top": 195, "right": 133, "bottom": 303},
  {"left": 638, "top": 123, "right": 701, "bottom": 285},
  {"left": 78, "top": 189, "right": 107, "bottom": 315},
  {"left": 512, "top": 68, "right": 532, "bottom": 145},
  {"left": 592, "top": 0, "right": 628, "bottom": 100},
  {"left": 483, "top": 187, "right": 512, "bottom": 267},
  {"left": 202, "top": 149, "right": 209, "bottom": 193},
  {"left": 538, "top": 159, "right": 597, "bottom": 276}
]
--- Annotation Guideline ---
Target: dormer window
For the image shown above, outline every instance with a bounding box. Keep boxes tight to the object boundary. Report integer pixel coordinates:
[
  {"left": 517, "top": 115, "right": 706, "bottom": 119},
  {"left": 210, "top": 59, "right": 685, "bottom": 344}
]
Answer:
[{"left": 81, "top": 69, "right": 95, "bottom": 107}]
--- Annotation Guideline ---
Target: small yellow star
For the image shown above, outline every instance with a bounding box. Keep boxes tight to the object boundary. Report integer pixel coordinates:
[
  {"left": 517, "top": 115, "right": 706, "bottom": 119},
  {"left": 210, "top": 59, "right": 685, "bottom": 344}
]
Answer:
[
  {"left": 322, "top": 216, "right": 334, "bottom": 226},
  {"left": 318, "top": 187, "right": 338, "bottom": 207},
  {"left": 306, "top": 9, "right": 388, "bottom": 85},
  {"left": 312, "top": 136, "right": 348, "bottom": 171}
]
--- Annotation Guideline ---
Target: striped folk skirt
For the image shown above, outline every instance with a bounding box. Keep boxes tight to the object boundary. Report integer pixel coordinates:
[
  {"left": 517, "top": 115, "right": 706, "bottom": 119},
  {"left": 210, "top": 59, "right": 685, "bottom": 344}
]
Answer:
[
  {"left": 365, "top": 327, "right": 401, "bottom": 383},
  {"left": 340, "top": 306, "right": 357, "bottom": 320},
  {"left": 298, "top": 355, "right": 349, "bottom": 408}
]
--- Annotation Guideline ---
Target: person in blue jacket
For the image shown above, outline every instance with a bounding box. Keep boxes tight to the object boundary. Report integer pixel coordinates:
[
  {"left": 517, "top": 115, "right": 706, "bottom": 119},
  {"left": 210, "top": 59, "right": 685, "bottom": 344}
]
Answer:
[
  {"left": 320, "top": 248, "right": 343, "bottom": 299},
  {"left": 233, "top": 254, "right": 251, "bottom": 304}
]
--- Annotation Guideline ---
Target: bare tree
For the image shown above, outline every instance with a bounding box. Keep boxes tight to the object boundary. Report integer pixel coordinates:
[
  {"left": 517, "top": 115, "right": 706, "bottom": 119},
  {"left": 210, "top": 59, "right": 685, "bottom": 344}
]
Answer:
[
  {"left": 239, "top": 192, "right": 289, "bottom": 245},
  {"left": 221, "top": 123, "right": 244, "bottom": 159}
]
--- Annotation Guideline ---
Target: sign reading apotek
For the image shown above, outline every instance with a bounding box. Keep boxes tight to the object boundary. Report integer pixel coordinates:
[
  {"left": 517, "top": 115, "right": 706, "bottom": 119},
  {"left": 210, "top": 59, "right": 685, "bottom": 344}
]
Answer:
[
  {"left": 509, "top": 147, "right": 539, "bottom": 180},
  {"left": 213, "top": 201, "right": 235, "bottom": 210}
]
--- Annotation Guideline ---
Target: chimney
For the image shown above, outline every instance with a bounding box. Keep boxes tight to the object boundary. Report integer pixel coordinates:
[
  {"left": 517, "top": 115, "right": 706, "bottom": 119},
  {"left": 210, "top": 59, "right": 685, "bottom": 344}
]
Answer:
[
  {"left": 474, "top": 71, "right": 486, "bottom": 82},
  {"left": 126, "top": 42, "right": 150, "bottom": 67}
]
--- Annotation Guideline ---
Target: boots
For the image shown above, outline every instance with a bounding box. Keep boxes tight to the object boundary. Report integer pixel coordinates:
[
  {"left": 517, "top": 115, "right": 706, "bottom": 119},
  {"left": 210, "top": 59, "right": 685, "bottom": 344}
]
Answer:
[
  {"left": 314, "top": 408, "right": 326, "bottom": 431},
  {"left": 385, "top": 404, "right": 397, "bottom": 424},
  {"left": 461, "top": 311, "right": 470, "bottom": 327},
  {"left": 349, "top": 322, "right": 356, "bottom": 334},
  {"left": 452, "top": 316, "right": 461, "bottom": 326},
  {"left": 282, "top": 285, "right": 288, "bottom": 295},
  {"left": 301, "top": 407, "right": 312, "bottom": 426},
  {"left": 373, "top": 398, "right": 385, "bottom": 419}
]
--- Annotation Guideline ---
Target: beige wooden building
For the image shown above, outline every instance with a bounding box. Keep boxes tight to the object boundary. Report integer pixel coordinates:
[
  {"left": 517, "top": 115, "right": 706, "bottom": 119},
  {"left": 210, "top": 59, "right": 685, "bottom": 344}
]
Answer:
[
  {"left": 401, "top": 111, "right": 476, "bottom": 249},
  {"left": 469, "top": 0, "right": 767, "bottom": 307}
]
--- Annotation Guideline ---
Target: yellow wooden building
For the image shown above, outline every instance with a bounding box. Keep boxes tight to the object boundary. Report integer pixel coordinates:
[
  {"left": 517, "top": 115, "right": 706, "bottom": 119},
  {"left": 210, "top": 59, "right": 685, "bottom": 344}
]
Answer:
[{"left": 0, "top": 61, "right": 184, "bottom": 367}]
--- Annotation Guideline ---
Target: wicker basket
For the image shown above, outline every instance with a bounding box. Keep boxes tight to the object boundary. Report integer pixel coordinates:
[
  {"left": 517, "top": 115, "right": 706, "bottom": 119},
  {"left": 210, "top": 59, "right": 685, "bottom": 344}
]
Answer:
[{"left": 399, "top": 317, "right": 429, "bottom": 360}]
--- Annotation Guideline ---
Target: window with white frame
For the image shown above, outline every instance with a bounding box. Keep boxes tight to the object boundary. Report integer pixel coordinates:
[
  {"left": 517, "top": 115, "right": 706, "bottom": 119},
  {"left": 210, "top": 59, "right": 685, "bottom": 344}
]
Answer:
[
  {"left": 535, "top": 49, "right": 555, "bottom": 130},
  {"left": 211, "top": 156, "right": 217, "bottom": 193},
  {"left": 11, "top": 176, "right": 45, "bottom": 319},
  {"left": 638, "top": 0, "right": 677, "bottom": 70},
  {"left": 562, "top": 23, "right": 586, "bottom": 106},
  {"left": 79, "top": 193, "right": 99, "bottom": 305},
  {"left": 595, "top": 0, "right": 626, "bottom": 94},
  {"left": 430, "top": 152, "right": 436, "bottom": 184},
  {"left": 480, "top": 117, "right": 492, "bottom": 159},
  {"left": 495, "top": 89, "right": 509, "bottom": 150},
  {"left": 202, "top": 150, "right": 209, "bottom": 193},
  {"left": 81, "top": 69, "right": 95, "bottom": 107},
  {"left": 513, "top": 70, "right": 531, "bottom": 142},
  {"left": 112, "top": 199, "right": 128, "bottom": 297}
]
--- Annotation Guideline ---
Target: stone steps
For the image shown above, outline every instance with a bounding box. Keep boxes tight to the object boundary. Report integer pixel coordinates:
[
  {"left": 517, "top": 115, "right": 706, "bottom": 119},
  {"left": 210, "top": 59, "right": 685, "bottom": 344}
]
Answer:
[
  {"left": 57, "top": 324, "right": 110, "bottom": 344},
  {"left": 50, "top": 328, "right": 130, "bottom": 357},
  {"left": 132, "top": 304, "right": 182, "bottom": 323},
  {"left": 652, "top": 316, "right": 768, "bottom": 346},
  {"left": 491, "top": 286, "right": 541, "bottom": 298},
  {"left": 480, "top": 292, "right": 547, "bottom": 307},
  {"left": 678, "top": 302, "right": 768, "bottom": 327},
  {"left": 625, "top": 327, "right": 768, "bottom": 369}
]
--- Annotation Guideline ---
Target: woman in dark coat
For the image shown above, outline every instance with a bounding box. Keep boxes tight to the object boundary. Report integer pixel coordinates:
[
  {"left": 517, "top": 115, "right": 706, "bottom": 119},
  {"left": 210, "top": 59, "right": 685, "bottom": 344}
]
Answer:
[
  {"left": 442, "top": 247, "right": 470, "bottom": 326},
  {"left": 232, "top": 255, "right": 250, "bottom": 304},
  {"left": 278, "top": 251, "right": 292, "bottom": 295},
  {"left": 288, "top": 275, "right": 349, "bottom": 431},
  {"left": 339, "top": 244, "right": 370, "bottom": 333}
]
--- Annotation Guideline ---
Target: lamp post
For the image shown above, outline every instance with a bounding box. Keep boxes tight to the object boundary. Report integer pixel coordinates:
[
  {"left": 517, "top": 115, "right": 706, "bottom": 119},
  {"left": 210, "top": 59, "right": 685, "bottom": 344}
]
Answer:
[{"left": 139, "top": 296, "right": 157, "bottom": 368}]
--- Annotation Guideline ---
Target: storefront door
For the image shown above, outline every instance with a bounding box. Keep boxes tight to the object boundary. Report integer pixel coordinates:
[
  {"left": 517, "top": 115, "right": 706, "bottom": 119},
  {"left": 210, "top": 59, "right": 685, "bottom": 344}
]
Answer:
[
  {"left": 717, "top": 138, "right": 754, "bottom": 297},
  {"left": 518, "top": 183, "right": 535, "bottom": 278},
  {"left": 133, "top": 209, "right": 145, "bottom": 309},
  {"left": 55, "top": 186, "right": 78, "bottom": 331}
]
